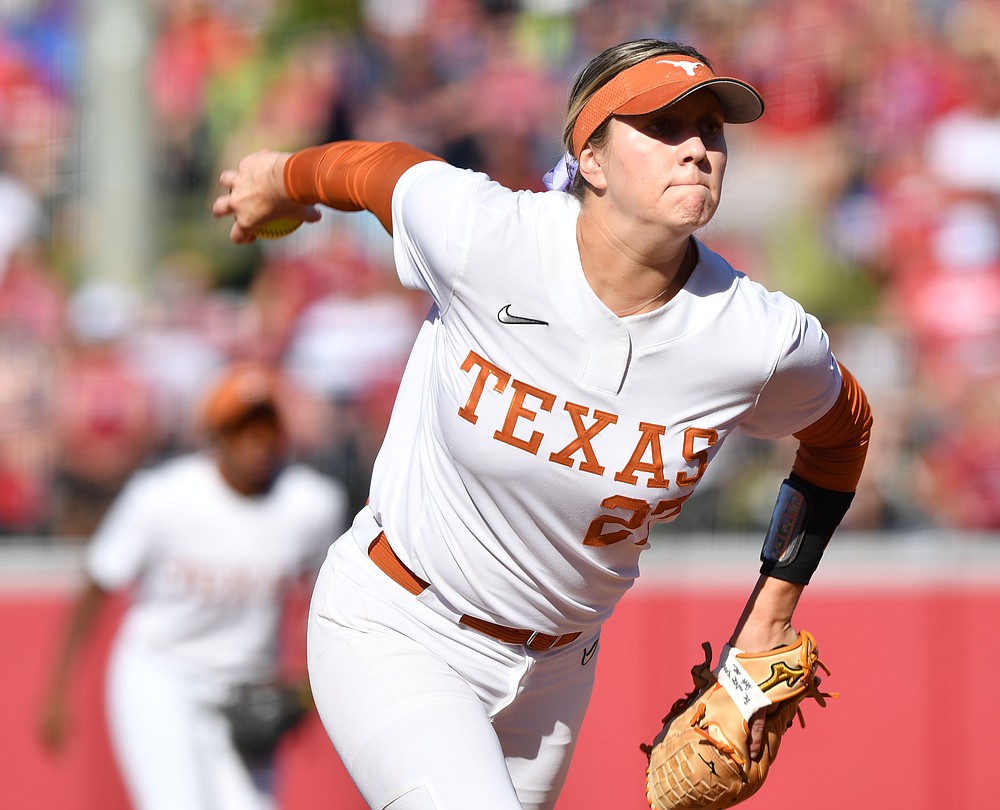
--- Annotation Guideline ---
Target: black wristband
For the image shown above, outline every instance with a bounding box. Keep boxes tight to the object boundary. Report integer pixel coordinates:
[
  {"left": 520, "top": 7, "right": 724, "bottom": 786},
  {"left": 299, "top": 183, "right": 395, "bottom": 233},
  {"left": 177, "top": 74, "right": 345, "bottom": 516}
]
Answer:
[{"left": 759, "top": 473, "right": 855, "bottom": 585}]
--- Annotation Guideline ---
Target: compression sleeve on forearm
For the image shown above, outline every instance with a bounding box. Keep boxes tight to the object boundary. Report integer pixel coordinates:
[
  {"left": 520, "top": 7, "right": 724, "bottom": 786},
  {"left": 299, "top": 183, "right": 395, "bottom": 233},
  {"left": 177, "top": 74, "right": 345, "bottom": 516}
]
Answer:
[
  {"left": 791, "top": 363, "right": 872, "bottom": 493},
  {"left": 283, "top": 141, "right": 445, "bottom": 234}
]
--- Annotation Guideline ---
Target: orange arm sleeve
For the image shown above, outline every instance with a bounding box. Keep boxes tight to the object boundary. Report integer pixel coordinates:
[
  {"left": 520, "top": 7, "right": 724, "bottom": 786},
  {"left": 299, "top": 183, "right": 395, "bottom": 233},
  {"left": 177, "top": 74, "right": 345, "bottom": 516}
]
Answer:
[
  {"left": 283, "top": 141, "right": 445, "bottom": 235},
  {"left": 791, "top": 363, "right": 873, "bottom": 492}
]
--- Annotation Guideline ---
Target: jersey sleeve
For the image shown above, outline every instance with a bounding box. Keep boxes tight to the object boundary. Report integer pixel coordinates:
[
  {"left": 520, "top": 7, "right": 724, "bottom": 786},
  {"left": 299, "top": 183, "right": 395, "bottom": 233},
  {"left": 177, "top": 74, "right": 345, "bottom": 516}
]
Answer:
[
  {"left": 740, "top": 299, "right": 842, "bottom": 440},
  {"left": 84, "top": 471, "right": 159, "bottom": 590},
  {"left": 389, "top": 161, "right": 489, "bottom": 307}
]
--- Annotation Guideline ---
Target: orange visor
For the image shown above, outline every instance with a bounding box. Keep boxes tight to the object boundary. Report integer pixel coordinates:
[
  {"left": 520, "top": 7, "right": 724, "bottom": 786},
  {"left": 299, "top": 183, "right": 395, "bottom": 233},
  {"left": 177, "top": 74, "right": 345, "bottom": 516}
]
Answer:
[
  {"left": 571, "top": 55, "right": 764, "bottom": 157},
  {"left": 200, "top": 362, "right": 284, "bottom": 434}
]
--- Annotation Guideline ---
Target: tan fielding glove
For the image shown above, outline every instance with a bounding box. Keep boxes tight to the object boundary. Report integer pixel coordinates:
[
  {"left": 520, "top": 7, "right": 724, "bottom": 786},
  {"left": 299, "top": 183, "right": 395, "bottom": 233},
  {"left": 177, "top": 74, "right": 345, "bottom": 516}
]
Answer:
[{"left": 641, "top": 631, "right": 833, "bottom": 810}]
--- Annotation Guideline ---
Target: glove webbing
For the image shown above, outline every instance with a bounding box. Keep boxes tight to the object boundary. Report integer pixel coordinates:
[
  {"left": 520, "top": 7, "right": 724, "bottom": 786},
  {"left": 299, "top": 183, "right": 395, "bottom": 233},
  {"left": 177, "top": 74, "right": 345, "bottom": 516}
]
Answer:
[
  {"left": 641, "top": 633, "right": 837, "bottom": 762},
  {"left": 640, "top": 642, "right": 714, "bottom": 760}
]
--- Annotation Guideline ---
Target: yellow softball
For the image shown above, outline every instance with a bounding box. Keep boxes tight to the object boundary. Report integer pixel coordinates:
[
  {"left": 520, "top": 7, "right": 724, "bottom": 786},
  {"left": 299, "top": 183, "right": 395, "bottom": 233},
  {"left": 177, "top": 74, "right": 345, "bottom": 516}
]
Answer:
[{"left": 254, "top": 217, "right": 303, "bottom": 240}]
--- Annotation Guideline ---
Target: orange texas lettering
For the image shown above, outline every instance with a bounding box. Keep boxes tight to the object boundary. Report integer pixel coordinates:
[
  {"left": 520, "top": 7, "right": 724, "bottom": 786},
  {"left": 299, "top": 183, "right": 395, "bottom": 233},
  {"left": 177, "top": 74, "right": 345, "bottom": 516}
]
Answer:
[{"left": 458, "top": 349, "right": 718, "bottom": 490}]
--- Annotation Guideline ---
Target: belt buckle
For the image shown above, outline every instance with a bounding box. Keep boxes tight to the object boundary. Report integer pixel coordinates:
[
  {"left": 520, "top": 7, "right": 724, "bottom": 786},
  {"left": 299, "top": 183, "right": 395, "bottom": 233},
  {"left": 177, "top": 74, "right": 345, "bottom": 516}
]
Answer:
[{"left": 526, "top": 631, "right": 558, "bottom": 651}]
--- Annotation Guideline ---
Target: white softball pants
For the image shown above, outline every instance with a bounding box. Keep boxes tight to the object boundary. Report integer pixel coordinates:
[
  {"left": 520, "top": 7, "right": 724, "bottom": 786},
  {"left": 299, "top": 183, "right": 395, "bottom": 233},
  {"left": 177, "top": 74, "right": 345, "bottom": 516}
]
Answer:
[
  {"left": 106, "top": 642, "right": 274, "bottom": 810},
  {"left": 307, "top": 530, "right": 601, "bottom": 810}
]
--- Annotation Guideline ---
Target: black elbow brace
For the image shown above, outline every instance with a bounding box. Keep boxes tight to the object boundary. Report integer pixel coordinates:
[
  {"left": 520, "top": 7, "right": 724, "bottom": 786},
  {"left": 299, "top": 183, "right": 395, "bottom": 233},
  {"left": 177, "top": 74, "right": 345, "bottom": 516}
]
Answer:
[{"left": 759, "top": 473, "right": 855, "bottom": 585}]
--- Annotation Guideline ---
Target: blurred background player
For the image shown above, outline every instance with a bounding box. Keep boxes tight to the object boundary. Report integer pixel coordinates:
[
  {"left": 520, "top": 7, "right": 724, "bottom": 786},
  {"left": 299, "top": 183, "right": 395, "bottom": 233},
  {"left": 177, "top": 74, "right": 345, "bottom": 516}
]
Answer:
[{"left": 38, "top": 361, "right": 347, "bottom": 810}]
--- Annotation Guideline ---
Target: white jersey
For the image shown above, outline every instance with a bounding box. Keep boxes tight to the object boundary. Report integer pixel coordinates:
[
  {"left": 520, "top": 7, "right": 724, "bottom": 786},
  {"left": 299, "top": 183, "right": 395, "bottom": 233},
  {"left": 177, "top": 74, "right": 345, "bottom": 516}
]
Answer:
[
  {"left": 87, "top": 453, "right": 346, "bottom": 689},
  {"left": 365, "top": 161, "right": 841, "bottom": 636}
]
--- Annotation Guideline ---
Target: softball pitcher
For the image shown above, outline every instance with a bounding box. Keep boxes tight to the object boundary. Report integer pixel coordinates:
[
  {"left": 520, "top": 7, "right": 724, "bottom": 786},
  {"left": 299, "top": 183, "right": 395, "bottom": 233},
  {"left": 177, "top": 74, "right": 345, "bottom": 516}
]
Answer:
[
  {"left": 214, "top": 39, "right": 872, "bottom": 810},
  {"left": 40, "top": 363, "right": 347, "bottom": 810}
]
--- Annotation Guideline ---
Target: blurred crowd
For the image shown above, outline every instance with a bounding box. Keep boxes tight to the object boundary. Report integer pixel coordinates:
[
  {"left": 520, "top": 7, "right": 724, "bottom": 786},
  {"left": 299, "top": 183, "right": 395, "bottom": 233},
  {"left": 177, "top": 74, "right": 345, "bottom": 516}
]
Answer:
[{"left": 2, "top": 0, "right": 1000, "bottom": 541}]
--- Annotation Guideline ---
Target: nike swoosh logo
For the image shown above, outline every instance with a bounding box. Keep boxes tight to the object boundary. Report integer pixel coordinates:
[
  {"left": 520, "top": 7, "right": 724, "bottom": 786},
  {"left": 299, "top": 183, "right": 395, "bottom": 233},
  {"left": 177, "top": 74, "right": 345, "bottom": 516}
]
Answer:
[
  {"left": 581, "top": 637, "right": 600, "bottom": 666},
  {"left": 498, "top": 304, "right": 549, "bottom": 326}
]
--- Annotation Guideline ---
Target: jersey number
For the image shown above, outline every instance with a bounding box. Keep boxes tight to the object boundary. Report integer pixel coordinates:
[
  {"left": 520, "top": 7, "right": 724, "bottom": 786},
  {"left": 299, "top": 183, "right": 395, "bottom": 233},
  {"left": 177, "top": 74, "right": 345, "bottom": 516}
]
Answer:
[{"left": 583, "top": 494, "right": 691, "bottom": 547}]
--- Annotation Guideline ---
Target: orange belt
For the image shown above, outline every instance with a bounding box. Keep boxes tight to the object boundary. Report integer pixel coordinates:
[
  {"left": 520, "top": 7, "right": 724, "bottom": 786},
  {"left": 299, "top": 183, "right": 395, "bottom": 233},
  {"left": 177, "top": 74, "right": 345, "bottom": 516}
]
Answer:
[{"left": 367, "top": 532, "right": 581, "bottom": 653}]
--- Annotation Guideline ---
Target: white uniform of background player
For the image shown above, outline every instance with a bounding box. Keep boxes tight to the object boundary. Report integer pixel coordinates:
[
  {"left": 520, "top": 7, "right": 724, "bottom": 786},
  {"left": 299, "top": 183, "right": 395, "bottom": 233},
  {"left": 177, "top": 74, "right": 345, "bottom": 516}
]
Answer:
[
  {"left": 41, "top": 364, "right": 346, "bottom": 810},
  {"left": 215, "top": 40, "right": 871, "bottom": 810}
]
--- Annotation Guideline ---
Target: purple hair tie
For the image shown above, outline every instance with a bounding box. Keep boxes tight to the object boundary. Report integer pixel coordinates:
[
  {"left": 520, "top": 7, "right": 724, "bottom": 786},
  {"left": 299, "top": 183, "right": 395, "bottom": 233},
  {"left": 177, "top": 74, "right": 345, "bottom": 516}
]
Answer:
[{"left": 542, "top": 152, "right": 579, "bottom": 192}]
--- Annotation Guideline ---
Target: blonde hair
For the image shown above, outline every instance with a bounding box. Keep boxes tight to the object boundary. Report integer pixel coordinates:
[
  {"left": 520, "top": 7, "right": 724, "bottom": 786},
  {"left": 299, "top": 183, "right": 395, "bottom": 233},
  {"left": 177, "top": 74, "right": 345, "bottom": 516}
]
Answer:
[{"left": 561, "top": 40, "right": 714, "bottom": 197}]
